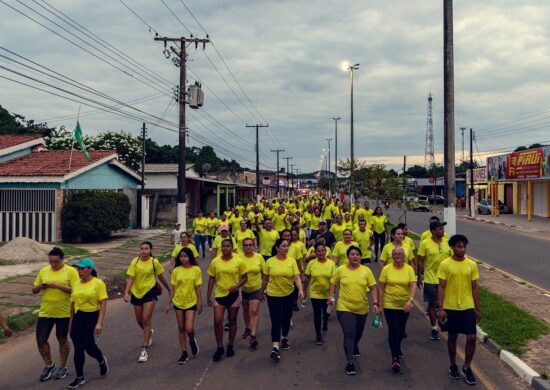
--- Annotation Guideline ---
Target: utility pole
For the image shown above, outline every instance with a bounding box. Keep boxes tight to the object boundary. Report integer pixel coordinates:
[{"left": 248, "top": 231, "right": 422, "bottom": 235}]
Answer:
[
  {"left": 141, "top": 123, "right": 146, "bottom": 192},
  {"left": 443, "top": 0, "right": 456, "bottom": 235},
  {"left": 469, "top": 128, "right": 475, "bottom": 217},
  {"left": 402, "top": 155, "right": 407, "bottom": 189},
  {"left": 332, "top": 117, "right": 340, "bottom": 180},
  {"left": 282, "top": 156, "right": 293, "bottom": 196},
  {"left": 271, "top": 148, "right": 285, "bottom": 197},
  {"left": 247, "top": 124, "right": 269, "bottom": 200},
  {"left": 460, "top": 127, "right": 466, "bottom": 163},
  {"left": 154, "top": 35, "right": 210, "bottom": 228},
  {"left": 290, "top": 164, "right": 296, "bottom": 195},
  {"left": 326, "top": 138, "right": 332, "bottom": 194}
]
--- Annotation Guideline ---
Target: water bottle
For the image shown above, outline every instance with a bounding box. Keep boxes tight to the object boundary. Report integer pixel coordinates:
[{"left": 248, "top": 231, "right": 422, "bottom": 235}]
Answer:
[
  {"left": 326, "top": 297, "right": 336, "bottom": 314},
  {"left": 371, "top": 314, "right": 382, "bottom": 329}
]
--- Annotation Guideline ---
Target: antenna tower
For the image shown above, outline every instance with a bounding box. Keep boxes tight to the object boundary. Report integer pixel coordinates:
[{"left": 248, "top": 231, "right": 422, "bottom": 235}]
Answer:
[{"left": 424, "top": 93, "right": 435, "bottom": 167}]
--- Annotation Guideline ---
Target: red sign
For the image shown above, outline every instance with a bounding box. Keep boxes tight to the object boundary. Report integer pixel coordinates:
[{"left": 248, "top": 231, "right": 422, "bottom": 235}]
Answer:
[{"left": 507, "top": 149, "right": 543, "bottom": 179}]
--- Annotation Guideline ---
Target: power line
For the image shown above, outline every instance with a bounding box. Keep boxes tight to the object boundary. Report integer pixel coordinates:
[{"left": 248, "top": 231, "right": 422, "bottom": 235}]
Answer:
[{"left": 159, "top": 0, "right": 193, "bottom": 35}]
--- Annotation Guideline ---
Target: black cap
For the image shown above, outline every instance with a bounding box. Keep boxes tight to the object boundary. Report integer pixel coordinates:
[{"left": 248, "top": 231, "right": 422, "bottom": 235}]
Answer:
[{"left": 430, "top": 221, "right": 447, "bottom": 231}]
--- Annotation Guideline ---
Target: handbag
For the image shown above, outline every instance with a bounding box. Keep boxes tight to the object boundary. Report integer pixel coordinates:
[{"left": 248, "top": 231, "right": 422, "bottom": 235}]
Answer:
[{"left": 152, "top": 259, "right": 162, "bottom": 296}]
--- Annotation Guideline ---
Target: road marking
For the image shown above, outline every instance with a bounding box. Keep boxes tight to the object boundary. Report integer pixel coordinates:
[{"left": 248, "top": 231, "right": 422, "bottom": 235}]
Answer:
[{"left": 194, "top": 359, "right": 213, "bottom": 390}]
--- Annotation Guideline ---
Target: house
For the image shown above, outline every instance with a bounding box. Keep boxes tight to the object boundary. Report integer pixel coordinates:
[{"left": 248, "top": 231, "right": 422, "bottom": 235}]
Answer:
[{"left": 0, "top": 135, "right": 142, "bottom": 242}]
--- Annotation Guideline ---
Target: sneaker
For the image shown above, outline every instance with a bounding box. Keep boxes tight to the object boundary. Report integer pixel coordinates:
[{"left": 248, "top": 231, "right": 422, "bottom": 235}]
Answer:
[
  {"left": 178, "top": 351, "right": 189, "bottom": 365},
  {"left": 315, "top": 336, "right": 323, "bottom": 345},
  {"left": 224, "top": 323, "right": 230, "bottom": 332},
  {"left": 226, "top": 345, "right": 235, "bottom": 358},
  {"left": 99, "top": 357, "right": 109, "bottom": 377},
  {"left": 40, "top": 364, "right": 57, "bottom": 382},
  {"left": 67, "top": 377, "right": 86, "bottom": 389},
  {"left": 449, "top": 364, "right": 460, "bottom": 379},
  {"left": 392, "top": 357, "right": 401, "bottom": 373},
  {"left": 250, "top": 336, "right": 258, "bottom": 350},
  {"left": 346, "top": 362, "right": 357, "bottom": 375},
  {"left": 148, "top": 329, "right": 154, "bottom": 347},
  {"left": 322, "top": 323, "right": 328, "bottom": 332},
  {"left": 242, "top": 328, "right": 251, "bottom": 339},
  {"left": 138, "top": 348, "right": 148, "bottom": 363},
  {"left": 398, "top": 351, "right": 405, "bottom": 359},
  {"left": 212, "top": 347, "right": 224, "bottom": 362},
  {"left": 270, "top": 347, "right": 281, "bottom": 362},
  {"left": 353, "top": 345, "right": 360, "bottom": 357},
  {"left": 55, "top": 366, "right": 68, "bottom": 380},
  {"left": 281, "top": 338, "right": 290, "bottom": 350},
  {"left": 430, "top": 329, "right": 440, "bottom": 341},
  {"left": 461, "top": 367, "right": 477, "bottom": 385},
  {"left": 190, "top": 338, "right": 199, "bottom": 357}
]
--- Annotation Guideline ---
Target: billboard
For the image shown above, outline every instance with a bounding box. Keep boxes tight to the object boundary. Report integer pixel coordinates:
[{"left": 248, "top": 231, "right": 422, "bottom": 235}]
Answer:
[
  {"left": 466, "top": 167, "right": 488, "bottom": 183},
  {"left": 487, "top": 146, "right": 550, "bottom": 180}
]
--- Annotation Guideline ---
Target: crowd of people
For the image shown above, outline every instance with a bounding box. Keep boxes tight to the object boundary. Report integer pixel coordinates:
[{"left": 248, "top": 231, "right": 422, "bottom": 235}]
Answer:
[{"left": 23, "top": 194, "right": 481, "bottom": 387}]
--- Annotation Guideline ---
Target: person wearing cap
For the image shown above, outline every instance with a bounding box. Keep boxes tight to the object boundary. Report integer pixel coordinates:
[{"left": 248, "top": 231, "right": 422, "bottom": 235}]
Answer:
[
  {"left": 67, "top": 259, "right": 109, "bottom": 389},
  {"left": 309, "top": 219, "right": 336, "bottom": 249},
  {"left": 32, "top": 247, "right": 79, "bottom": 382},
  {"left": 416, "top": 220, "right": 453, "bottom": 341},
  {"left": 420, "top": 216, "right": 450, "bottom": 242},
  {"left": 172, "top": 223, "right": 184, "bottom": 245},
  {"left": 211, "top": 225, "right": 237, "bottom": 259}
]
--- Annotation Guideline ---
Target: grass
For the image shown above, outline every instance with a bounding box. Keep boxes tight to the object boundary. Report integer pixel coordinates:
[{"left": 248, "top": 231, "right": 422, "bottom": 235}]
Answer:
[
  {"left": 0, "top": 259, "right": 16, "bottom": 266},
  {"left": 119, "top": 239, "right": 139, "bottom": 249},
  {"left": 0, "top": 309, "right": 38, "bottom": 340},
  {"left": 478, "top": 286, "right": 549, "bottom": 355},
  {"left": 57, "top": 244, "right": 90, "bottom": 257}
]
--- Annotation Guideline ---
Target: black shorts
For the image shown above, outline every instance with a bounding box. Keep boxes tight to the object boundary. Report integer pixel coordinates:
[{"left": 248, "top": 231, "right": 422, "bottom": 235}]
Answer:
[
  {"left": 241, "top": 289, "right": 261, "bottom": 301},
  {"left": 423, "top": 283, "right": 438, "bottom": 305},
  {"left": 215, "top": 291, "right": 239, "bottom": 308},
  {"left": 130, "top": 287, "right": 158, "bottom": 306},
  {"left": 174, "top": 304, "right": 197, "bottom": 313},
  {"left": 444, "top": 308, "right": 476, "bottom": 335}
]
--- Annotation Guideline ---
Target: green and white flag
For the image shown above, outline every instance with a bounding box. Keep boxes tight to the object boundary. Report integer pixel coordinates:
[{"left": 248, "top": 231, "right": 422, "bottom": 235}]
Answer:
[{"left": 74, "top": 120, "right": 90, "bottom": 160}]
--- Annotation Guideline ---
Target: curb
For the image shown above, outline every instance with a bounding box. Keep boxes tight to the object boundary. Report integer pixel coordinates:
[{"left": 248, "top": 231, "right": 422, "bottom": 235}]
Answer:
[{"left": 533, "top": 377, "right": 550, "bottom": 390}]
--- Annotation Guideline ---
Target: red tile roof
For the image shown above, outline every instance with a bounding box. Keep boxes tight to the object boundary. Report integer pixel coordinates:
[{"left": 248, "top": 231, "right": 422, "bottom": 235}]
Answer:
[
  {"left": 0, "top": 134, "right": 43, "bottom": 150},
  {"left": 0, "top": 150, "right": 116, "bottom": 176}
]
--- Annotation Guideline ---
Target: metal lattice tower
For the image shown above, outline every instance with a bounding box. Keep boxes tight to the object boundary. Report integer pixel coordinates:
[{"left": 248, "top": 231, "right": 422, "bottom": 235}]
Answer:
[{"left": 424, "top": 93, "right": 435, "bottom": 167}]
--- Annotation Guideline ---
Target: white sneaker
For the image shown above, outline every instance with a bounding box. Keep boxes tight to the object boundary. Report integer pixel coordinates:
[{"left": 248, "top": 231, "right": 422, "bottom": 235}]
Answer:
[
  {"left": 138, "top": 349, "right": 148, "bottom": 362},
  {"left": 148, "top": 329, "right": 154, "bottom": 347}
]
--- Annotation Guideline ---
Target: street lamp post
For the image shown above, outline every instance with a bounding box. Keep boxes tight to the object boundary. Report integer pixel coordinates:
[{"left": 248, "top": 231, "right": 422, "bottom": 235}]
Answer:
[
  {"left": 332, "top": 117, "right": 340, "bottom": 180},
  {"left": 346, "top": 64, "right": 359, "bottom": 167},
  {"left": 326, "top": 138, "right": 332, "bottom": 194}
]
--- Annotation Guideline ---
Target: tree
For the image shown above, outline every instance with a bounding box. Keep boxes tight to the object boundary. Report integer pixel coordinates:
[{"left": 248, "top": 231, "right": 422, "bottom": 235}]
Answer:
[
  {"left": 405, "top": 165, "right": 428, "bottom": 178},
  {"left": 0, "top": 104, "right": 58, "bottom": 137}
]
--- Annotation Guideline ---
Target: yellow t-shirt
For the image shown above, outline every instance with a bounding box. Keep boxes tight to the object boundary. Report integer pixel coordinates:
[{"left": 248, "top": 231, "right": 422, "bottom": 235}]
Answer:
[
  {"left": 71, "top": 277, "right": 108, "bottom": 313},
  {"left": 264, "top": 256, "right": 300, "bottom": 297},
  {"left": 323, "top": 204, "right": 335, "bottom": 219},
  {"left": 332, "top": 241, "right": 359, "bottom": 266},
  {"left": 272, "top": 213, "right": 286, "bottom": 231},
  {"left": 437, "top": 257, "right": 479, "bottom": 310},
  {"left": 330, "top": 265, "right": 377, "bottom": 315},
  {"left": 170, "top": 265, "right": 202, "bottom": 309},
  {"left": 241, "top": 252, "right": 265, "bottom": 293},
  {"left": 249, "top": 212, "right": 263, "bottom": 231},
  {"left": 235, "top": 205, "right": 245, "bottom": 215},
  {"left": 371, "top": 215, "right": 388, "bottom": 234},
  {"left": 379, "top": 264, "right": 416, "bottom": 310},
  {"left": 34, "top": 265, "right": 79, "bottom": 318},
  {"left": 263, "top": 208, "right": 275, "bottom": 220},
  {"left": 171, "top": 243, "right": 199, "bottom": 259},
  {"left": 230, "top": 216, "right": 244, "bottom": 234},
  {"left": 234, "top": 229, "right": 256, "bottom": 254},
  {"left": 330, "top": 223, "right": 347, "bottom": 242},
  {"left": 206, "top": 217, "right": 220, "bottom": 236},
  {"left": 307, "top": 246, "right": 332, "bottom": 259},
  {"left": 212, "top": 235, "right": 237, "bottom": 251},
  {"left": 289, "top": 241, "right": 307, "bottom": 262},
  {"left": 258, "top": 228, "right": 280, "bottom": 257},
  {"left": 420, "top": 230, "right": 450, "bottom": 242},
  {"left": 193, "top": 217, "right": 208, "bottom": 236},
  {"left": 404, "top": 236, "right": 416, "bottom": 252},
  {"left": 207, "top": 255, "right": 248, "bottom": 298},
  {"left": 310, "top": 214, "right": 321, "bottom": 231},
  {"left": 305, "top": 259, "right": 336, "bottom": 299},
  {"left": 223, "top": 210, "right": 233, "bottom": 219},
  {"left": 379, "top": 242, "right": 415, "bottom": 265},
  {"left": 127, "top": 257, "right": 165, "bottom": 299},
  {"left": 302, "top": 212, "right": 312, "bottom": 228},
  {"left": 417, "top": 239, "right": 453, "bottom": 284},
  {"left": 353, "top": 228, "right": 373, "bottom": 258},
  {"left": 353, "top": 208, "right": 368, "bottom": 225}
]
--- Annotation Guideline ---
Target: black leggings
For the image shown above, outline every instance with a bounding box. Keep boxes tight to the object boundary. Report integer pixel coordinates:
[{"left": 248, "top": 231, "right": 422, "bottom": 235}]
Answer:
[
  {"left": 36, "top": 317, "right": 70, "bottom": 366},
  {"left": 337, "top": 311, "right": 368, "bottom": 363},
  {"left": 70, "top": 311, "right": 104, "bottom": 377},
  {"left": 267, "top": 293, "right": 294, "bottom": 343},
  {"left": 384, "top": 308, "right": 410, "bottom": 358},
  {"left": 311, "top": 298, "right": 329, "bottom": 338},
  {"left": 373, "top": 231, "right": 386, "bottom": 258}
]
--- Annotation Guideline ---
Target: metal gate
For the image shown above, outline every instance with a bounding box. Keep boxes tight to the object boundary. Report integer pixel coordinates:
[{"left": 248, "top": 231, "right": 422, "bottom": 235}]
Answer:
[{"left": 0, "top": 189, "right": 57, "bottom": 242}]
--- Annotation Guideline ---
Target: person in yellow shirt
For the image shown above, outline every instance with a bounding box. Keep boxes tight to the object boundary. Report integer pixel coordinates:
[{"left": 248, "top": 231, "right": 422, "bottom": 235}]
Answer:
[
  {"left": 170, "top": 232, "right": 199, "bottom": 271},
  {"left": 309, "top": 207, "right": 322, "bottom": 236},
  {"left": 263, "top": 204, "right": 276, "bottom": 221},
  {"left": 207, "top": 239, "right": 248, "bottom": 362},
  {"left": 229, "top": 209, "right": 244, "bottom": 236},
  {"left": 235, "top": 200, "right": 245, "bottom": 216},
  {"left": 211, "top": 225, "right": 237, "bottom": 259},
  {"left": 124, "top": 241, "right": 171, "bottom": 363},
  {"left": 193, "top": 211, "right": 208, "bottom": 258},
  {"left": 249, "top": 206, "right": 263, "bottom": 239},
  {"left": 302, "top": 206, "right": 313, "bottom": 238},
  {"left": 330, "top": 214, "right": 347, "bottom": 243},
  {"left": 437, "top": 235, "right": 481, "bottom": 385},
  {"left": 371, "top": 206, "right": 389, "bottom": 262},
  {"left": 420, "top": 216, "right": 450, "bottom": 242},
  {"left": 164, "top": 247, "right": 202, "bottom": 365},
  {"left": 304, "top": 244, "right": 336, "bottom": 345},
  {"left": 329, "top": 245, "right": 380, "bottom": 376},
  {"left": 332, "top": 229, "right": 359, "bottom": 267},
  {"left": 379, "top": 227, "right": 415, "bottom": 266},
  {"left": 272, "top": 206, "right": 287, "bottom": 232},
  {"left": 304, "top": 235, "right": 332, "bottom": 264},
  {"left": 362, "top": 200, "right": 374, "bottom": 226},
  {"left": 256, "top": 219, "right": 280, "bottom": 261},
  {"left": 322, "top": 199, "right": 336, "bottom": 227},
  {"left": 32, "top": 247, "right": 79, "bottom": 381},
  {"left": 240, "top": 238, "right": 264, "bottom": 349},
  {"left": 397, "top": 223, "right": 416, "bottom": 253},
  {"left": 289, "top": 229, "right": 307, "bottom": 272},
  {"left": 343, "top": 212, "right": 354, "bottom": 230},
  {"left": 68, "top": 258, "right": 108, "bottom": 388},
  {"left": 223, "top": 207, "right": 233, "bottom": 220},
  {"left": 353, "top": 219, "right": 373, "bottom": 264},
  {"left": 379, "top": 247, "right": 417, "bottom": 373},
  {"left": 234, "top": 220, "right": 256, "bottom": 254},
  {"left": 260, "top": 238, "right": 304, "bottom": 362},
  {"left": 206, "top": 212, "right": 220, "bottom": 249}
]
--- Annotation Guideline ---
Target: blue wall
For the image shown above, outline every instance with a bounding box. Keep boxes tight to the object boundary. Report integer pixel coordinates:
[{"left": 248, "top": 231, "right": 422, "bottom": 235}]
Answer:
[
  {"left": 63, "top": 163, "right": 140, "bottom": 189},
  {"left": 0, "top": 146, "right": 33, "bottom": 163}
]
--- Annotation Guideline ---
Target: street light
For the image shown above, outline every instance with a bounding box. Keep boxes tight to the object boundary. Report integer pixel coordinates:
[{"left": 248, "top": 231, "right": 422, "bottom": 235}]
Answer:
[
  {"left": 344, "top": 63, "right": 360, "bottom": 166},
  {"left": 326, "top": 138, "right": 332, "bottom": 194},
  {"left": 332, "top": 117, "right": 340, "bottom": 179}
]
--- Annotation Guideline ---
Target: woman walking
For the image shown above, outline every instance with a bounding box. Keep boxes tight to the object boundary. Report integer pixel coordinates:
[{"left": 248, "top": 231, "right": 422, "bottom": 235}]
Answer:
[
  {"left": 260, "top": 238, "right": 304, "bottom": 362},
  {"left": 234, "top": 219, "right": 256, "bottom": 255},
  {"left": 379, "top": 247, "right": 417, "bottom": 372},
  {"left": 329, "top": 246, "right": 380, "bottom": 375},
  {"left": 193, "top": 211, "right": 208, "bottom": 258},
  {"left": 240, "top": 238, "right": 264, "bottom": 349},
  {"left": 124, "top": 241, "right": 171, "bottom": 363},
  {"left": 170, "top": 232, "right": 199, "bottom": 270},
  {"left": 379, "top": 227, "right": 415, "bottom": 266},
  {"left": 207, "top": 239, "right": 248, "bottom": 362},
  {"left": 304, "top": 244, "right": 336, "bottom": 345},
  {"left": 332, "top": 229, "right": 359, "bottom": 267},
  {"left": 371, "top": 207, "right": 388, "bottom": 261},
  {"left": 67, "top": 259, "right": 108, "bottom": 389},
  {"left": 164, "top": 247, "right": 202, "bottom": 365}
]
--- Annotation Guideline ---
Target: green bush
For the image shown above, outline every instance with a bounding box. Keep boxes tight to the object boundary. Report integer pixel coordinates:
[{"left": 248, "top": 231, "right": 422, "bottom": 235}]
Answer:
[{"left": 62, "top": 191, "right": 131, "bottom": 242}]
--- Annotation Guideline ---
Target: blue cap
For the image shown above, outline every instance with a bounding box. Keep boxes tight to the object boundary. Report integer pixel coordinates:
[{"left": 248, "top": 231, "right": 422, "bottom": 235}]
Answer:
[{"left": 73, "top": 258, "right": 95, "bottom": 270}]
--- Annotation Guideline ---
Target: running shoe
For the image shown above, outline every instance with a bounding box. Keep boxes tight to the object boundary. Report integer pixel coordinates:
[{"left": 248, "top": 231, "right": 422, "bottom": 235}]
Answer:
[
  {"left": 270, "top": 347, "right": 281, "bottom": 362},
  {"left": 212, "top": 347, "right": 225, "bottom": 362},
  {"left": 250, "top": 336, "right": 258, "bottom": 350},
  {"left": 398, "top": 351, "right": 405, "bottom": 359},
  {"left": 315, "top": 336, "right": 323, "bottom": 346},
  {"left": 392, "top": 357, "right": 401, "bottom": 373},
  {"left": 40, "top": 364, "right": 56, "bottom": 382},
  {"left": 346, "top": 362, "right": 357, "bottom": 376},
  {"left": 190, "top": 338, "right": 199, "bottom": 357},
  {"left": 55, "top": 366, "right": 68, "bottom": 380},
  {"left": 99, "top": 357, "right": 109, "bottom": 376},
  {"left": 148, "top": 329, "right": 154, "bottom": 347},
  {"left": 138, "top": 348, "right": 148, "bottom": 363},
  {"left": 353, "top": 345, "right": 360, "bottom": 357},
  {"left": 224, "top": 323, "right": 230, "bottom": 331},
  {"left": 67, "top": 377, "right": 86, "bottom": 389},
  {"left": 226, "top": 345, "right": 235, "bottom": 358},
  {"left": 178, "top": 351, "right": 189, "bottom": 365},
  {"left": 461, "top": 367, "right": 477, "bottom": 385},
  {"left": 430, "top": 329, "right": 440, "bottom": 341},
  {"left": 281, "top": 338, "right": 290, "bottom": 350},
  {"left": 449, "top": 364, "right": 460, "bottom": 379},
  {"left": 242, "top": 328, "right": 251, "bottom": 339}
]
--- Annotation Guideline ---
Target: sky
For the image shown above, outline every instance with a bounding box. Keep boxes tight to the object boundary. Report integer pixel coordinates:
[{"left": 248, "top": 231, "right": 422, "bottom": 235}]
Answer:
[{"left": 1, "top": 0, "right": 550, "bottom": 172}]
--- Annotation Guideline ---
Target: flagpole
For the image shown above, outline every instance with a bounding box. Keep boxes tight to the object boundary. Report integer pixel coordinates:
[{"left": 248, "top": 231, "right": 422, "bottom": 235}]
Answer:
[{"left": 68, "top": 106, "right": 81, "bottom": 172}]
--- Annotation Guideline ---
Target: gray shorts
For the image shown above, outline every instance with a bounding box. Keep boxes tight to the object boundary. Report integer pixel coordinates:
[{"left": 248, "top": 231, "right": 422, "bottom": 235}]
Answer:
[
  {"left": 241, "top": 289, "right": 261, "bottom": 301},
  {"left": 423, "top": 283, "right": 438, "bottom": 305}
]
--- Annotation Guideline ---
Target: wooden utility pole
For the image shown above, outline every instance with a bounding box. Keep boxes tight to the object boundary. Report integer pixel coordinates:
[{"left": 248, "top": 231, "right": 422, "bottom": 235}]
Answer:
[
  {"left": 247, "top": 123, "right": 269, "bottom": 199},
  {"left": 282, "top": 156, "right": 293, "bottom": 196},
  {"left": 469, "top": 128, "right": 475, "bottom": 217},
  {"left": 271, "top": 148, "right": 285, "bottom": 196},
  {"left": 141, "top": 123, "right": 146, "bottom": 192}
]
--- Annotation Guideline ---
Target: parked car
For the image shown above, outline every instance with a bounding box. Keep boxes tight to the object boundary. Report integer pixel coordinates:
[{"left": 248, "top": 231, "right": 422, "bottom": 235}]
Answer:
[
  {"left": 477, "top": 199, "right": 509, "bottom": 215},
  {"left": 427, "top": 195, "right": 445, "bottom": 204},
  {"left": 409, "top": 195, "right": 430, "bottom": 212},
  {"left": 404, "top": 193, "right": 418, "bottom": 202}
]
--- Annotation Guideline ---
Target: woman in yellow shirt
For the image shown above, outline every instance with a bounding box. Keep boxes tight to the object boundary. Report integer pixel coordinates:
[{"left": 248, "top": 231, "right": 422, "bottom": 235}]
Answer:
[
  {"left": 379, "top": 246, "right": 417, "bottom": 372},
  {"left": 379, "top": 227, "right": 415, "bottom": 267},
  {"left": 329, "top": 246, "right": 380, "bottom": 376},
  {"left": 164, "top": 247, "right": 202, "bottom": 365},
  {"left": 240, "top": 238, "right": 264, "bottom": 349},
  {"left": 170, "top": 232, "right": 199, "bottom": 271},
  {"left": 193, "top": 211, "right": 208, "bottom": 258},
  {"left": 211, "top": 225, "right": 237, "bottom": 259},
  {"left": 205, "top": 212, "right": 220, "bottom": 250},
  {"left": 207, "top": 239, "right": 248, "bottom": 362},
  {"left": 332, "top": 229, "right": 359, "bottom": 267},
  {"left": 371, "top": 206, "right": 389, "bottom": 262},
  {"left": 329, "top": 214, "right": 346, "bottom": 242},
  {"left": 68, "top": 258, "right": 108, "bottom": 388},
  {"left": 234, "top": 220, "right": 256, "bottom": 255},
  {"left": 304, "top": 244, "right": 336, "bottom": 345},
  {"left": 124, "top": 241, "right": 171, "bottom": 363},
  {"left": 260, "top": 238, "right": 304, "bottom": 362},
  {"left": 304, "top": 235, "right": 332, "bottom": 264}
]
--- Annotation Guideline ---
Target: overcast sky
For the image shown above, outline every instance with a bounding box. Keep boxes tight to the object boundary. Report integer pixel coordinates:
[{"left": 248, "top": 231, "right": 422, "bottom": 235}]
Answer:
[{"left": 1, "top": 0, "right": 550, "bottom": 172}]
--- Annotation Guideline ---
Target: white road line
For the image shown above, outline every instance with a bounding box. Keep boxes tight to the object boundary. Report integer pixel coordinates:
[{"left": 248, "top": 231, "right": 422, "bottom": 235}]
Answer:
[{"left": 194, "top": 359, "right": 213, "bottom": 390}]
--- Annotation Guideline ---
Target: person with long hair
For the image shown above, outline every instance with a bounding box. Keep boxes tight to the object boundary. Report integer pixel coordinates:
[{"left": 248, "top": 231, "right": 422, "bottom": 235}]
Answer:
[
  {"left": 170, "top": 232, "right": 199, "bottom": 271},
  {"left": 371, "top": 206, "right": 388, "bottom": 261},
  {"left": 67, "top": 259, "right": 108, "bottom": 389},
  {"left": 330, "top": 214, "right": 347, "bottom": 243},
  {"left": 207, "top": 239, "right": 248, "bottom": 362},
  {"left": 234, "top": 219, "right": 256, "bottom": 255},
  {"left": 260, "top": 238, "right": 304, "bottom": 362},
  {"left": 164, "top": 247, "right": 202, "bottom": 364},
  {"left": 353, "top": 218, "right": 373, "bottom": 264},
  {"left": 380, "top": 227, "right": 415, "bottom": 267},
  {"left": 332, "top": 229, "right": 359, "bottom": 267},
  {"left": 124, "top": 241, "right": 171, "bottom": 363},
  {"left": 240, "top": 238, "right": 264, "bottom": 349}
]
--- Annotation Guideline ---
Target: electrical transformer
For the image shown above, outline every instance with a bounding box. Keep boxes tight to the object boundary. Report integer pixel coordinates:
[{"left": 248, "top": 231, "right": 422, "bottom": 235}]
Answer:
[{"left": 188, "top": 82, "right": 204, "bottom": 109}]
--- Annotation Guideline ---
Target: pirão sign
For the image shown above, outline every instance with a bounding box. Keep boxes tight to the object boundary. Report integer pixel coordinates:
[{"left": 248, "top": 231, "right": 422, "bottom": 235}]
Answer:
[{"left": 507, "top": 149, "right": 543, "bottom": 179}]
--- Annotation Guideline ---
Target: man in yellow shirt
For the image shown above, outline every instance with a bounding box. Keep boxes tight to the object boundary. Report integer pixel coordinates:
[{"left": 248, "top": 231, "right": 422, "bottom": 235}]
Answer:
[
  {"left": 437, "top": 234, "right": 480, "bottom": 386},
  {"left": 193, "top": 211, "right": 208, "bottom": 258},
  {"left": 420, "top": 216, "right": 450, "bottom": 242}
]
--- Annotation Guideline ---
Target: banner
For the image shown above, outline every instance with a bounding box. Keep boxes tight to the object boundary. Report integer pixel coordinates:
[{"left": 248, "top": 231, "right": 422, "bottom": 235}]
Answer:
[{"left": 507, "top": 148, "right": 543, "bottom": 179}]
